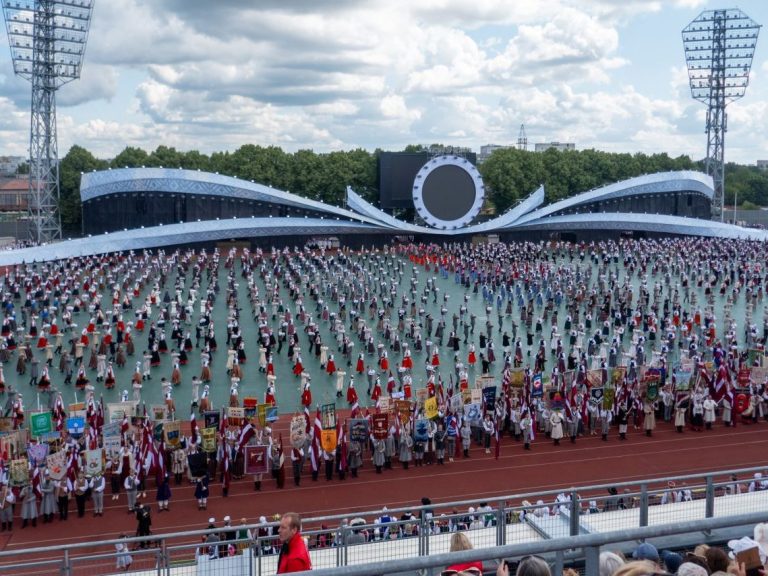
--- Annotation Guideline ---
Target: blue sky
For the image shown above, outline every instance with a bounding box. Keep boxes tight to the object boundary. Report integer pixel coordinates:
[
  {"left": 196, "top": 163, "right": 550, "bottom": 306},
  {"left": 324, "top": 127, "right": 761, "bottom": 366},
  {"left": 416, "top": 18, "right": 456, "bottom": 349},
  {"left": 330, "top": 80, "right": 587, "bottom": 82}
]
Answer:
[{"left": 1, "top": 0, "right": 766, "bottom": 164}]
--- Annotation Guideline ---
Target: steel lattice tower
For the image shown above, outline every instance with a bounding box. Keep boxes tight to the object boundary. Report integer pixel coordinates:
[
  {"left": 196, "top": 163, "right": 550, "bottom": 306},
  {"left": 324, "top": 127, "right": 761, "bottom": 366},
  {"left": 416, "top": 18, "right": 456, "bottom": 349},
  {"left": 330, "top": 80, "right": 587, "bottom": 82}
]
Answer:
[
  {"left": 517, "top": 124, "right": 528, "bottom": 152},
  {"left": 682, "top": 9, "right": 760, "bottom": 221},
  {"left": 3, "top": 0, "right": 94, "bottom": 243}
]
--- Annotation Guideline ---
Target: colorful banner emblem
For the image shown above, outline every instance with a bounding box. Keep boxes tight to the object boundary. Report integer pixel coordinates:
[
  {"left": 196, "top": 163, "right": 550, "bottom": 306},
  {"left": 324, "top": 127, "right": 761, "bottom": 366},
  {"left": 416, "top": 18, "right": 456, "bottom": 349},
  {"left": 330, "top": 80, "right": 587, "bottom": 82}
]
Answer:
[
  {"left": 290, "top": 416, "right": 307, "bottom": 449},
  {"left": 85, "top": 449, "right": 103, "bottom": 476},
  {"left": 243, "top": 398, "right": 258, "bottom": 420},
  {"left": 27, "top": 443, "right": 49, "bottom": 467},
  {"left": 164, "top": 421, "right": 181, "bottom": 448},
  {"left": 531, "top": 373, "right": 544, "bottom": 398},
  {"left": 201, "top": 427, "right": 217, "bottom": 453},
  {"left": 602, "top": 387, "right": 615, "bottom": 411},
  {"left": 320, "top": 429, "right": 337, "bottom": 453},
  {"left": 321, "top": 404, "right": 336, "bottom": 430},
  {"left": 424, "top": 396, "right": 438, "bottom": 420},
  {"left": 482, "top": 387, "right": 497, "bottom": 412},
  {"left": 509, "top": 369, "right": 524, "bottom": 387},
  {"left": 414, "top": 419, "right": 429, "bottom": 442},
  {"left": 372, "top": 413, "right": 388, "bottom": 440},
  {"left": 244, "top": 445, "right": 269, "bottom": 475},
  {"left": 348, "top": 419, "right": 369, "bottom": 442},
  {"left": 396, "top": 400, "right": 412, "bottom": 425},
  {"left": 30, "top": 412, "right": 53, "bottom": 437},
  {"left": 465, "top": 403, "right": 482, "bottom": 424},
  {"left": 46, "top": 450, "right": 67, "bottom": 481},
  {"left": 590, "top": 387, "right": 604, "bottom": 406},
  {"left": 66, "top": 416, "right": 85, "bottom": 438},
  {"left": 203, "top": 411, "right": 220, "bottom": 429},
  {"left": 10, "top": 458, "right": 29, "bottom": 486}
]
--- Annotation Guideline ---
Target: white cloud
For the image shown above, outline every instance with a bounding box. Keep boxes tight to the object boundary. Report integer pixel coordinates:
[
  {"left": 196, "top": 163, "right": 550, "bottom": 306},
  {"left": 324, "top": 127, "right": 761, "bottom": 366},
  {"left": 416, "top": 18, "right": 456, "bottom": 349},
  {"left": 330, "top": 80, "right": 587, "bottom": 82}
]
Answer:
[{"left": 0, "top": 0, "right": 766, "bottom": 164}]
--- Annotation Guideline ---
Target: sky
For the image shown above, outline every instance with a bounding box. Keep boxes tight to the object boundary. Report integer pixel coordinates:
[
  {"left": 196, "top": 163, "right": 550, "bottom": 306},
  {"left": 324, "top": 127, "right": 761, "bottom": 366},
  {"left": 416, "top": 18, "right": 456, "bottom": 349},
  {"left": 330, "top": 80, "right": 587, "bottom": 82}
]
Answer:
[{"left": 1, "top": 0, "right": 767, "bottom": 164}]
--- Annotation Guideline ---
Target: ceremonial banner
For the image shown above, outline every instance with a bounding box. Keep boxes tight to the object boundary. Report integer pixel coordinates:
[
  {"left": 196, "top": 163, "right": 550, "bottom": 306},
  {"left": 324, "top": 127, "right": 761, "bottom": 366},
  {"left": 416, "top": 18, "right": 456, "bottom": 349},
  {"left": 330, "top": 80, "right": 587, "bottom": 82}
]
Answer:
[
  {"left": 68, "top": 402, "right": 86, "bottom": 417},
  {"left": 227, "top": 407, "right": 245, "bottom": 426},
  {"left": 395, "top": 400, "right": 412, "bottom": 425},
  {"left": 187, "top": 452, "right": 207, "bottom": 477},
  {"left": 320, "top": 429, "right": 337, "bottom": 453},
  {"left": 265, "top": 405, "right": 279, "bottom": 422},
  {"left": 590, "top": 387, "right": 604, "bottom": 406},
  {"left": 414, "top": 419, "right": 429, "bottom": 442},
  {"left": 737, "top": 368, "right": 752, "bottom": 387},
  {"left": 747, "top": 349, "right": 763, "bottom": 367},
  {"left": 450, "top": 394, "right": 463, "bottom": 413},
  {"left": 201, "top": 427, "right": 217, "bottom": 453},
  {"left": 46, "top": 449, "right": 67, "bottom": 480},
  {"left": 610, "top": 367, "right": 627, "bottom": 386},
  {"left": 85, "top": 448, "right": 103, "bottom": 476},
  {"left": 751, "top": 366, "right": 767, "bottom": 385},
  {"left": 27, "top": 442, "right": 49, "bottom": 467},
  {"left": 257, "top": 404, "right": 267, "bottom": 427},
  {"left": 244, "top": 445, "right": 269, "bottom": 475},
  {"left": 66, "top": 416, "right": 85, "bottom": 438},
  {"left": 603, "top": 387, "right": 615, "bottom": 411},
  {"left": 348, "top": 419, "right": 369, "bottom": 442},
  {"left": 372, "top": 413, "right": 388, "bottom": 440},
  {"left": 164, "top": 421, "right": 181, "bottom": 448},
  {"left": 378, "top": 397, "right": 391, "bottom": 413},
  {"left": 424, "top": 397, "right": 438, "bottom": 420},
  {"left": 321, "top": 404, "right": 336, "bottom": 430},
  {"left": 243, "top": 398, "right": 258, "bottom": 420},
  {"left": 203, "top": 411, "right": 220, "bottom": 430},
  {"left": 531, "top": 373, "right": 544, "bottom": 398},
  {"left": 549, "top": 392, "right": 565, "bottom": 411},
  {"left": 509, "top": 368, "right": 525, "bottom": 388},
  {"left": 102, "top": 421, "right": 121, "bottom": 439},
  {"left": 10, "top": 458, "right": 29, "bottom": 486},
  {"left": 108, "top": 402, "right": 136, "bottom": 423},
  {"left": 587, "top": 370, "right": 603, "bottom": 388},
  {"left": 462, "top": 390, "right": 472, "bottom": 404},
  {"left": 150, "top": 405, "right": 167, "bottom": 423},
  {"left": 415, "top": 388, "right": 428, "bottom": 408},
  {"left": 0, "top": 418, "right": 13, "bottom": 433},
  {"left": 465, "top": 403, "right": 482, "bottom": 424},
  {"left": 290, "top": 416, "right": 307, "bottom": 449},
  {"left": 30, "top": 412, "right": 53, "bottom": 437},
  {"left": 470, "top": 388, "right": 482, "bottom": 403},
  {"left": 673, "top": 369, "right": 692, "bottom": 391},
  {"left": 103, "top": 436, "right": 122, "bottom": 460},
  {"left": 482, "top": 387, "right": 497, "bottom": 412},
  {"left": 646, "top": 381, "right": 659, "bottom": 401},
  {"left": 153, "top": 422, "right": 164, "bottom": 442}
]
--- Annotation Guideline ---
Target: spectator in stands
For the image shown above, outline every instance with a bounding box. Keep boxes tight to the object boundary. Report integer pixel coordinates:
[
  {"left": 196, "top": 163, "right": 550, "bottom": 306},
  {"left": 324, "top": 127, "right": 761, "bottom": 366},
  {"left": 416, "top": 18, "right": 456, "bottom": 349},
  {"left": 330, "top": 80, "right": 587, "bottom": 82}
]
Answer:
[
  {"left": 704, "top": 546, "right": 730, "bottom": 575},
  {"left": 611, "top": 560, "right": 664, "bottom": 576},
  {"left": 599, "top": 551, "right": 624, "bottom": 576},
  {"left": 660, "top": 550, "right": 684, "bottom": 573},
  {"left": 677, "top": 562, "right": 708, "bottom": 576},
  {"left": 632, "top": 543, "right": 660, "bottom": 568},
  {"left": 495, "top": 555, "right": 551, "bottom": 576},
  {"left": 276, "top": 511, "right": 311, "bottom": 573},
  {"left": 444, "top": 532, "right": 483, "bottom": 574},
  {"left": 204, "top": 518, "right": 220, "bottom": 559}
]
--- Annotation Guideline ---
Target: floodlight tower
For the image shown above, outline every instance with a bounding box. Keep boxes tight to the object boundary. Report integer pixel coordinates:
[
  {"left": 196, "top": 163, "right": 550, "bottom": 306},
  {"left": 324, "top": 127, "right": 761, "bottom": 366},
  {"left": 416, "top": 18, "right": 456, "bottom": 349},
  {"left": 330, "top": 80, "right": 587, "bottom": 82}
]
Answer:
[
  {"left": 517, "top": 124, "right": 528, "bottom": 151},
  {"left": 682, "top": 8, "right": 760, "bottom": 222},
  {"left": 2, "top": 0, "right": 95, "bottom": 243}
]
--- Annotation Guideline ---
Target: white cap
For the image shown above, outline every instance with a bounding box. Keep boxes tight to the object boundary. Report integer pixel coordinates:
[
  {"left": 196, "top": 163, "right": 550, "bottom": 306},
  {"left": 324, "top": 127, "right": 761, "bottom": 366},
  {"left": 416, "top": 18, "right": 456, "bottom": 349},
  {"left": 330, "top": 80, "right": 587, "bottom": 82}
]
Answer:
[
  {"left": 208, "top": 517, "right": 216, "bottom": 524},
  {"left": 224, "top": 515, "right": 231, "bottom": 523}
]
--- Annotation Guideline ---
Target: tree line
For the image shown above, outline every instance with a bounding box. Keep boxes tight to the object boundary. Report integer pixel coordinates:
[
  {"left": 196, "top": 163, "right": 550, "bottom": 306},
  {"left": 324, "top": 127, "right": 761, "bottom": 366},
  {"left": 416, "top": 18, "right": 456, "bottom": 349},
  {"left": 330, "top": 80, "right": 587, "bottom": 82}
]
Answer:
[{"left": 57, "top": 144, "right": 768, "bottom": 233}]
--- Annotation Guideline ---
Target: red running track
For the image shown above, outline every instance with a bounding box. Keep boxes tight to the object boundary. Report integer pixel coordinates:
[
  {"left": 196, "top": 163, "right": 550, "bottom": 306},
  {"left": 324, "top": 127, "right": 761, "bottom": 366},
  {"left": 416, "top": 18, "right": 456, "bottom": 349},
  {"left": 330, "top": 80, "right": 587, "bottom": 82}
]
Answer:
[{"left": 2, "top": 419, "right": 767, "bottom": 571}]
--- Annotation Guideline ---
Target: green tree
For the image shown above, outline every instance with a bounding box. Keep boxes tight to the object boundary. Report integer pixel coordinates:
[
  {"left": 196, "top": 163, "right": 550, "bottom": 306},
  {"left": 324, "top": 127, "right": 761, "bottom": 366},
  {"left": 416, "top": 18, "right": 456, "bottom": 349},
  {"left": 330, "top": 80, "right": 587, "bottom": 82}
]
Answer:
[
  {"left": 111, "top": 146, "right": 149, "bottom": 168},
  {"left": 59, "top": 145, "right": 108, "bottom": 233}
]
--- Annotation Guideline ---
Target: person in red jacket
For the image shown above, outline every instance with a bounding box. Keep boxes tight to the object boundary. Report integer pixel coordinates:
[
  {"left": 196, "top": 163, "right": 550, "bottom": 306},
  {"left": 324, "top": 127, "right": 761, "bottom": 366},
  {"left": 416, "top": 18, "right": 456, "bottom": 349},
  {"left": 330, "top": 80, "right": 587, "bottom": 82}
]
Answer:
[{"left": 276, "top": 512, "right": 311, "bottom": 573}]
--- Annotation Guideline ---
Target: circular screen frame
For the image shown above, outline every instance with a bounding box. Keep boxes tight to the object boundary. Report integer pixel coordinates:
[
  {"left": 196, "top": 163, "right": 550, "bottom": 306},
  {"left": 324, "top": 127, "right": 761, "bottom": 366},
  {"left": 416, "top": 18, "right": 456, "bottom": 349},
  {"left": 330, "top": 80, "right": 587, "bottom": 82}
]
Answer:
[{"left": 412, "top": 155, "right": 485, "bottom": 230}]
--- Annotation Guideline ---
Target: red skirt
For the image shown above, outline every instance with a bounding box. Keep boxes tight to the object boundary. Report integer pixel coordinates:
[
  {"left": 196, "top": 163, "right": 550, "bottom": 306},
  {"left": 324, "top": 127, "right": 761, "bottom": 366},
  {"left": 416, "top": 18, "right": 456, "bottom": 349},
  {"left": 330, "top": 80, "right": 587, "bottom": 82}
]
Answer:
[
  {"left": 326, "top": 360, "right": 336, "bottom": 374},
  {"left": 402, "top": 357, "right": 413, "bottom": 369},
  {"left": 293, "top": 362, "right": 303, "bottom": 376},
  {"left": 431, "top": 354, "right": 440, "bottom": 367},
  {"left": 468, "top": 352, "right": 476, "bottom": 365},
  {"left": 356, "top": 359, "right": 365, "bottom": 373},
  {"left": 380, "top": 358, "right": 389, "bottom": 371}
]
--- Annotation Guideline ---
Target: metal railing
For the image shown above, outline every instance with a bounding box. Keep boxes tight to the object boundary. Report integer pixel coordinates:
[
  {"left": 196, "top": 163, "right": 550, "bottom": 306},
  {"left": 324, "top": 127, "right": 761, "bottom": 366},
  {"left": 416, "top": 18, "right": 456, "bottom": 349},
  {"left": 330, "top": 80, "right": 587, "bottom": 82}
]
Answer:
[{"left": 0, "top": 465, "right": 765, "bottom": 575}]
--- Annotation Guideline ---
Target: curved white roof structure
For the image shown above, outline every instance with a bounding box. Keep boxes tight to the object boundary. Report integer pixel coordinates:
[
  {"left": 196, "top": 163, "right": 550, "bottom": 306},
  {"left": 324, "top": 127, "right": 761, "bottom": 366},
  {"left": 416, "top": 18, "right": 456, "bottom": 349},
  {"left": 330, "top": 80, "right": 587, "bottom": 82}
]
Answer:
[{"left": 0, "top": 167, "right": 762, "bottom": 266}]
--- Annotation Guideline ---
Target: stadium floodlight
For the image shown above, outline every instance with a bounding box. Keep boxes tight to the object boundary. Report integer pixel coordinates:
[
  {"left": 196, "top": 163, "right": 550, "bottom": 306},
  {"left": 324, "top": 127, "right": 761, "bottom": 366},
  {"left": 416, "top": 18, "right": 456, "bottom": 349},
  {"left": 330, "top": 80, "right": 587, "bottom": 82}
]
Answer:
[
  {"left": 2, "top": 0, "right": 95, "bottom": 243},
  {"left": 682, "top": 8, "right": 760, "bottom": 222}
]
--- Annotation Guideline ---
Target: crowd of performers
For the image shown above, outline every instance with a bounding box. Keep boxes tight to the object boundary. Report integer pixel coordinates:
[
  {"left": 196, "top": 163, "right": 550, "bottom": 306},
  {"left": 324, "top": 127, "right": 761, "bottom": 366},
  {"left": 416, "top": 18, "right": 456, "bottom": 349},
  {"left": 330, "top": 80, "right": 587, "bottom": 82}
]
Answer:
[{"left": 0, "top": 236, "right": 767, "bottom": 530}]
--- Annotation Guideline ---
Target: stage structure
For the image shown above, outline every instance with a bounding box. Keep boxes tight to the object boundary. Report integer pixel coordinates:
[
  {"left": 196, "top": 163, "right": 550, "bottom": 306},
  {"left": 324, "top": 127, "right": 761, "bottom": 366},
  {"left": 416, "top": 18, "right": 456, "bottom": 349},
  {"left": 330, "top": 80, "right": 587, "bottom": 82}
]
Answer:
[
  {"left": 682, "top": 8, "right": 760, "bottom": 222},
  {"left": 2, "top": 0, "right": 95, "bottom": 243}
]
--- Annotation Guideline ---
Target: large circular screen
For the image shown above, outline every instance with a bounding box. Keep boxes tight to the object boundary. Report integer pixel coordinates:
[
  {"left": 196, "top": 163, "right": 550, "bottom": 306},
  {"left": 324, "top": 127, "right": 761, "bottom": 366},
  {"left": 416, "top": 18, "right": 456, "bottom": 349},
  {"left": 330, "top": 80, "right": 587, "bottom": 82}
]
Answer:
[{"left": 412, "top": 155, "right": 484, "bottom": 230}]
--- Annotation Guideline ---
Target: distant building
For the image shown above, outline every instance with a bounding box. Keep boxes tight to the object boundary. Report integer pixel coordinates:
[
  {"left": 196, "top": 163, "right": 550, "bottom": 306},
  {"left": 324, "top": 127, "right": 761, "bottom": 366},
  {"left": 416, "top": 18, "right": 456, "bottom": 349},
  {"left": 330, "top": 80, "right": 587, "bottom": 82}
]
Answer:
[
  {"left": 534, "top": 142, "right": 576, "bottom": 153},
  {"left": 0, "top": 156, "right": 25, "bottom": 176},
  {"left": 0, "top": 178, "right": 29, "bottom": 211},
  {"left": 757, "top": 160, "right": 768, "bottom": 171},
  {"left": 427, "top": 144, "right": 473, "bottom": 156},
  {"left": 478, "top": 144, "right": 513, "bottom": 164}
]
